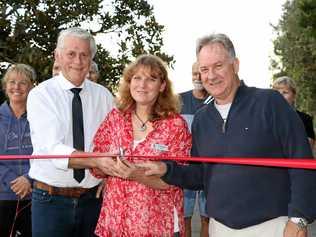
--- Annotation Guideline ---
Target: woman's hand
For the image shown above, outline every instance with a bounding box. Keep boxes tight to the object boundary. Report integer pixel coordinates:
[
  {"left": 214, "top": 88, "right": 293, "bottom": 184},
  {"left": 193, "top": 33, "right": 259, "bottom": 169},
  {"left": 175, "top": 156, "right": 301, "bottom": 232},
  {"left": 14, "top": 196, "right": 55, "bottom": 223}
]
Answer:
[
  {"left": 112, "top": 158, "right": 169, "bottom": 189},
  {"left": 93, "top": 154, "right": 118, "bottom": 177},
  {"left": 10, "top": 176, "right": 32, "bottom": 199},
  {"left": 112, "top": 157, "right": 145, "bottom": 180}
]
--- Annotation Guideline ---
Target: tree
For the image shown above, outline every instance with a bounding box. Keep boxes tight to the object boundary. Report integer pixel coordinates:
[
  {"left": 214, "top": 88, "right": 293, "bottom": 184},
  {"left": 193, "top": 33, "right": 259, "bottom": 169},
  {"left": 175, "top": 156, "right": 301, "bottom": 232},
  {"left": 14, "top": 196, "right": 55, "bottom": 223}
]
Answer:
[
  {"left": 0, "top": 0, "right": 174, "bottom": 103},
  {"left": 272, "top": 0, "right": 316, "bottom": 116}
]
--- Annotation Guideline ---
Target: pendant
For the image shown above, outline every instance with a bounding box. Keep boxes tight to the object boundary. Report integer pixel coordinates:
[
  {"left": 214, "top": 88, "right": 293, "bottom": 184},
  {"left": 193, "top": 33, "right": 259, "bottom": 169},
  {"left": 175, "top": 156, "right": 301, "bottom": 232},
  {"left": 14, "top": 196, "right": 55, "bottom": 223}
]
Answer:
[{"left": 139, "top": 123, "right": 147, "bottom": 132}]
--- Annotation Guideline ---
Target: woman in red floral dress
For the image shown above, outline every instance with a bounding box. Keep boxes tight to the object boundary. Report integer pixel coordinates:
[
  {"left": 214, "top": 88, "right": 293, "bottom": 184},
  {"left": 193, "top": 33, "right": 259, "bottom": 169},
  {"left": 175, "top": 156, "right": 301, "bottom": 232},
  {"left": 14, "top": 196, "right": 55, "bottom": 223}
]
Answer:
[{"left": 91, "top": 54, "right": 191, "bottom": 237}]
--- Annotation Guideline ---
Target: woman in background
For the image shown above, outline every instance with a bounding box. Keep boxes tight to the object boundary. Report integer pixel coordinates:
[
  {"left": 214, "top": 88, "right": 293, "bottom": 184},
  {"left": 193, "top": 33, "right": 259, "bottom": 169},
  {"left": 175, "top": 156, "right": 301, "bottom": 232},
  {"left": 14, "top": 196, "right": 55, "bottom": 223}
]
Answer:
[
  {"left": 0, "top": 64, "right": 35, "bottom": 237},
  {"left": 273, "top": 76, "right": 315, "bottom": 149},
  {"left": 91, "top": 54, "right": 191, "bottom": 236}
]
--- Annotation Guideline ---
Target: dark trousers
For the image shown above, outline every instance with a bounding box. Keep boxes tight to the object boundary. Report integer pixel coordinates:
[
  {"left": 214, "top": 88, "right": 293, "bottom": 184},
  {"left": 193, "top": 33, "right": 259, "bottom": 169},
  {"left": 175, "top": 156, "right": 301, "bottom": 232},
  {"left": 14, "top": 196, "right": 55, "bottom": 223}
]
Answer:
[
  {"left": 0, "top": 199, "right": 32, "bottom": 237},
  {"left": 31, "top": 187, "right": 101, "bottom": 237}
]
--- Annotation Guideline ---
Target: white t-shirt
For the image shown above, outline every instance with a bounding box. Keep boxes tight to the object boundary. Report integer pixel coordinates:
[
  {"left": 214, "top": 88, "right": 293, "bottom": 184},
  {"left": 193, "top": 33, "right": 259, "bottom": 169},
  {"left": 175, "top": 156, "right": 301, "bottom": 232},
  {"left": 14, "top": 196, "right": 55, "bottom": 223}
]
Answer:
[{"left": 214, "top": 102, "right": 232, "bottom": 121}]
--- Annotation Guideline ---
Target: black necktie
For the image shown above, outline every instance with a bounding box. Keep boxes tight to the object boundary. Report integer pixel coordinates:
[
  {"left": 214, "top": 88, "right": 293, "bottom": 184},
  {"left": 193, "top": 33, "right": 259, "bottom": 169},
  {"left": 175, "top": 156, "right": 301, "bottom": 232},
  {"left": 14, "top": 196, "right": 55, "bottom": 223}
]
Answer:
[{"left": 71, "top": 88, "right": 85, "bottom": 183}]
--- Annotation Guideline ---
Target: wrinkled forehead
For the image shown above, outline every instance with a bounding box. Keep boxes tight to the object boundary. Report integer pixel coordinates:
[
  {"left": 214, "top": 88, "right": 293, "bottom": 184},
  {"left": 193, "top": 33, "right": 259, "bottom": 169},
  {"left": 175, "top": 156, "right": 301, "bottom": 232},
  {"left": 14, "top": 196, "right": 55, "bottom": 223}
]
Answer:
[
  {"left": 198, "top": 43, "right": 232, "bottom": 65},
  {"left": 60, "top": 36, "right": 91, "bottom": 54}
]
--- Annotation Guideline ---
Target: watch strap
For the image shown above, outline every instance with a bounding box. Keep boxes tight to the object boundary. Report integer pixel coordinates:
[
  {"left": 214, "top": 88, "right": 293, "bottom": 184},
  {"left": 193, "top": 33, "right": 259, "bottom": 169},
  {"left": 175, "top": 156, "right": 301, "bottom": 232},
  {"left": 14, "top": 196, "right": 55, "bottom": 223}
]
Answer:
[{"left": 290, "top": 217, "right": 308, "bottom": 229}]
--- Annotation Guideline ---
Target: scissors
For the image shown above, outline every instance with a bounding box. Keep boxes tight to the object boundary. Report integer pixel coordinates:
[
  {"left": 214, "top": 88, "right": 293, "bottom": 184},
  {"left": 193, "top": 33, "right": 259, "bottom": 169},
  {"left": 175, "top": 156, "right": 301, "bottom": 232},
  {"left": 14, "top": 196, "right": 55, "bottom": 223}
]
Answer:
[
  {"left": 118, "top": 147, "right": 130, "bottom": 167},
  {"left": 119, "top": 147, "right": 125, "bottom": 160}
]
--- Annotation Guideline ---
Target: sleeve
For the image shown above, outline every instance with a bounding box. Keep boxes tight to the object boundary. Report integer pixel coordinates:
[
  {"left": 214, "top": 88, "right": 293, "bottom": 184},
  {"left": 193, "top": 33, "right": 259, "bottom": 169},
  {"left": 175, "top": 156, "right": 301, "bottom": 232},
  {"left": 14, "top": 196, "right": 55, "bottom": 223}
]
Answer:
[
  {"left": 90, "top": 111, "right": 114, "bottom": 178},
  {"left": 0, "top": 162, "right": 18, "bottom": 189},
  {"left": 27, "top": 88, "right": 75, "bottom": 170},
  {"left": 162, "top": 162, "right": 204, "bottom": 190},
  {"left": 304, "top": 114, "right": 315, "bottom": 140},
  {"left": 168, "top": 116, "right": 191, "bottom": 158},
  {"left": 162, "top": 116, "right": 204, "bottom": 190},
  {"left": 92, "top": 110, "right": 114, "bottom": 154},
  {"left": 270, "top": 91, "right": 316, "bottom": 222}
]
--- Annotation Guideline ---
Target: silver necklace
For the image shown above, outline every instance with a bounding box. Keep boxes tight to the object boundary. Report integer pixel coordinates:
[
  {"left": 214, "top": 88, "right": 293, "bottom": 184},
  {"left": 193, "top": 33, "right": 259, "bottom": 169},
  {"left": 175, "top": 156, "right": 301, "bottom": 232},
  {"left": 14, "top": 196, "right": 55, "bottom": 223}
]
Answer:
[{"left": 134, "top": 111, "right": 150, "bottom": 132}]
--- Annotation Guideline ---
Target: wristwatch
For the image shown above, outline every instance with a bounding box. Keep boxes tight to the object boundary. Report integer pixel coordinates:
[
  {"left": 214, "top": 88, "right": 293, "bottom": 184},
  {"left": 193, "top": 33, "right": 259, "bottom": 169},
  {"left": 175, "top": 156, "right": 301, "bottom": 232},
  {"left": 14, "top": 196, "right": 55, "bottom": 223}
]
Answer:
[{"left": 290, "top": 217, "right": 308, "bottom": 230}]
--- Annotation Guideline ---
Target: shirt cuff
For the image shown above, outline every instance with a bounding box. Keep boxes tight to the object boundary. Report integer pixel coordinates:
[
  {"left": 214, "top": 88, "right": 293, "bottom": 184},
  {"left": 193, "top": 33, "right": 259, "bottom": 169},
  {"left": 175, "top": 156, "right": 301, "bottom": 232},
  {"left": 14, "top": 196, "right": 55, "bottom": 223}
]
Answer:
[
  {"left": 161, "top": 161, "right": 175, "bottom": 184},
  {"left": 51, "top": 144, "right": 76, "bottom": 170}
]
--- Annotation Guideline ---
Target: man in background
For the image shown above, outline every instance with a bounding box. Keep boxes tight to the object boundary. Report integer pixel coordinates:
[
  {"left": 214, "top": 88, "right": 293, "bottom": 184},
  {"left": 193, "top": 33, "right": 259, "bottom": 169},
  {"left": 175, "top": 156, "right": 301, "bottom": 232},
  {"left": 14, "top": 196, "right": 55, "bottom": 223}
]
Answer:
[
  {"left": 180, "top": 62, "right": 209, "bottom": 237},
  {"left": 86, "top": 61, "right": 99, "bottom": 83},
  {"left": 52, "top": 61, "right": 61, "bottom": 77}
]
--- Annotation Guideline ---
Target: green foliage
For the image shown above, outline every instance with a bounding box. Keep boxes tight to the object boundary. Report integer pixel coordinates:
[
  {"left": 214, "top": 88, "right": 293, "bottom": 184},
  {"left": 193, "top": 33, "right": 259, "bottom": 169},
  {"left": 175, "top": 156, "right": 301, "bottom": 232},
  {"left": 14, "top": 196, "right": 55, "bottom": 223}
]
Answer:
[
  {"left": 0, "top": 0, "right": 174, "bottom": 101},
  {"left": 272, "top": 0, "right": 316, "bottom": 116}
]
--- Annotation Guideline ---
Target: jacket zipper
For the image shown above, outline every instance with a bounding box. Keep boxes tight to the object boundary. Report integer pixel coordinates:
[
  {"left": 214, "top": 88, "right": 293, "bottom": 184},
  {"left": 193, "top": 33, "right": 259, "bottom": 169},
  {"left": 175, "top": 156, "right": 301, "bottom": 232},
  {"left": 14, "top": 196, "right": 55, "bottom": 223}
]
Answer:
[{"left": 222, "top": 118, "right": 227, "bottom": 133}]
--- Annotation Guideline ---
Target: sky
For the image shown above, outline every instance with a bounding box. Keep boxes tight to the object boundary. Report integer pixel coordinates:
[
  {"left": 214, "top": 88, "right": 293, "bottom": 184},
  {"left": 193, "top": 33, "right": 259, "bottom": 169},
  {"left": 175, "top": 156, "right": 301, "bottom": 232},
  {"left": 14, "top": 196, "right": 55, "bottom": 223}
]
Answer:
[{"left": 148, "top": 0, "right": 286, "bottom": 93}]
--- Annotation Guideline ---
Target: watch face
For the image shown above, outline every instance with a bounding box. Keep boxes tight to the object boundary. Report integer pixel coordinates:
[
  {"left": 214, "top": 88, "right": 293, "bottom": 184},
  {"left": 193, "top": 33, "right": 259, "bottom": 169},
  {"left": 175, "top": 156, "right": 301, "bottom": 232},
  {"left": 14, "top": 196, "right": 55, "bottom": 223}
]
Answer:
[{"left": 298, "top": 219, "right": 308, "bottom": 229}]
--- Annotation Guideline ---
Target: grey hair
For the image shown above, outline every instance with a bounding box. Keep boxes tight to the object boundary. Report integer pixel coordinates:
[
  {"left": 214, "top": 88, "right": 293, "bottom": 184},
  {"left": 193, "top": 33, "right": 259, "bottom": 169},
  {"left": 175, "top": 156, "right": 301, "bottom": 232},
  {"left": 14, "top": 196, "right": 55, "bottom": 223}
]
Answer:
[
  {"left": 2, "top": 63, "right": 36, "bottom": 89},
  {"left": 56, "top": 27, "right": 96, "bottom": 58},
  {"left": 91, "top": 61, "right": 99, "bottom": 73},
  {"left": 272, "top": 76, "right": 297, "bottom": 94},
  {"left": 196, "top": 33, "right": 236, "bottom": 59}
]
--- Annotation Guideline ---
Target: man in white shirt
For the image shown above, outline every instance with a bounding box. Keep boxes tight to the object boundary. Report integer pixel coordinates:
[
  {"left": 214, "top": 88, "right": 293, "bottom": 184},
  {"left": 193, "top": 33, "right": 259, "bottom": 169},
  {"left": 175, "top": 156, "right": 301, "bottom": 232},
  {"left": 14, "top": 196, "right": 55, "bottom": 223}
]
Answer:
[{"left": 27, "top": 27, "right": 115, "bottom": 237}]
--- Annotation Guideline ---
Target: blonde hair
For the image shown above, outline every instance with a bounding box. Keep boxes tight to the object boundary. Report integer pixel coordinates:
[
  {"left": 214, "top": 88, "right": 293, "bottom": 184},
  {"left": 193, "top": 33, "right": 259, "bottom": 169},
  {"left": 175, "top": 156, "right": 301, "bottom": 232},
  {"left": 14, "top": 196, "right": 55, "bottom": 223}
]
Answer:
[
  {"left": 272, "top": 76, "right": 296, "bottom": 94},
  {"left": 2, "top": 63, "right": 36, "bottom": 90},
  {"left": 116, "top": 54, "right": 180, "bottom": 120}
]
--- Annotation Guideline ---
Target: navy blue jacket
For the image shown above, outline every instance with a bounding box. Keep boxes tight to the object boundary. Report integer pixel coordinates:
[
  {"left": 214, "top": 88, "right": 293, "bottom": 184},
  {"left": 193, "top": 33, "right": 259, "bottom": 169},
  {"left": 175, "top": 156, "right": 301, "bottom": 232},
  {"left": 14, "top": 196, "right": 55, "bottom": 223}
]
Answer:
[
  {"left": 296, "top": 110, "right": 315, "bottom": 140},
  {"left": 162, "top": 83, "right": 316, "bottom": 228},
  {"left": 0, "top": 101, "right": 32, "bottom": 200}
]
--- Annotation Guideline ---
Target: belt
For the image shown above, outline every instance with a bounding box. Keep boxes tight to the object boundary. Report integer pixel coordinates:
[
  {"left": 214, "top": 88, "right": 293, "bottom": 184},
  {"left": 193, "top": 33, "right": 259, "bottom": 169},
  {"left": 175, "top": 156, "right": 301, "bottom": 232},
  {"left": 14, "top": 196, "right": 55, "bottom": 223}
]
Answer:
[{"left": 34, "top": 181, "right": 96, "bottom": 198}]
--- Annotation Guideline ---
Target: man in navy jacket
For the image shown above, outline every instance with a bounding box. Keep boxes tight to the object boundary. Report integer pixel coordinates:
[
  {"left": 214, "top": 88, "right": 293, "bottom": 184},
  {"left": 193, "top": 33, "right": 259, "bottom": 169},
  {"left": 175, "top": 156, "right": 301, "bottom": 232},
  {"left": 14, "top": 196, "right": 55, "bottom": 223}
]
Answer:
[{"left": 140, "top": 33, "right": 316, "bottom": 237}]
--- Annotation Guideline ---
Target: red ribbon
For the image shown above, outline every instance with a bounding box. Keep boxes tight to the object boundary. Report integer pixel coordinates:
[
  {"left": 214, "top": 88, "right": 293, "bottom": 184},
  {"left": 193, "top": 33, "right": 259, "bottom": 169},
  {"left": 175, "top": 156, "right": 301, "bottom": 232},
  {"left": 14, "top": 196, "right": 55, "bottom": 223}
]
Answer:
[{"left": 0, "top": 154, "right": 315, "bottom": 169}]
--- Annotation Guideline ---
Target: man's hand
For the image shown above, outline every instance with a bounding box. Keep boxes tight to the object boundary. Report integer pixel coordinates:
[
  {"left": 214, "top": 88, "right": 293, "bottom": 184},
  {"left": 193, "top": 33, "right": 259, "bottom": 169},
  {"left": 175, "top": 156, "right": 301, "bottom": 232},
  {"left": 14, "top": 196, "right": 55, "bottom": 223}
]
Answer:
[
  {"left": 10, "top": 176, "right": 32, "bottom": 199},
  {"left": 94, "top": 156, "right": 118, "bottom": 176},
  {"left": 112, "top": 158, "right": 169, "bottom": 189},
  {"left": 284, "top": 220, "right": 307, "bottom": 237},
  {"left": 136, "top": 161, "right": 167, "bottom": 177},
  {"left": 112, "top": 157, "right": 145, "bottom": 180}
]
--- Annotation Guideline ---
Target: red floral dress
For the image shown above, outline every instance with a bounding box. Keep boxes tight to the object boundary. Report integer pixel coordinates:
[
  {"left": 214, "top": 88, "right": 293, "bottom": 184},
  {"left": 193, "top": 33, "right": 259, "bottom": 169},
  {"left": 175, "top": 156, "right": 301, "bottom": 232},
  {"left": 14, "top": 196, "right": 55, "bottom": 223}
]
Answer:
[{"left": 92, "top": 108, "right": 191, "bottom": 237}]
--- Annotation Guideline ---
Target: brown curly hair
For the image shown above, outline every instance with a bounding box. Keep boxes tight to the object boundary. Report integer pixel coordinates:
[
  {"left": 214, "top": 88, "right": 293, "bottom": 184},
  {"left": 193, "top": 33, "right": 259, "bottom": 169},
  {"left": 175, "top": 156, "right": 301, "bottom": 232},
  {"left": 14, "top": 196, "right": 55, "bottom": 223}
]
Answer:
[{"left": 116, "top": 54, "right": 180, "bottom": 120}]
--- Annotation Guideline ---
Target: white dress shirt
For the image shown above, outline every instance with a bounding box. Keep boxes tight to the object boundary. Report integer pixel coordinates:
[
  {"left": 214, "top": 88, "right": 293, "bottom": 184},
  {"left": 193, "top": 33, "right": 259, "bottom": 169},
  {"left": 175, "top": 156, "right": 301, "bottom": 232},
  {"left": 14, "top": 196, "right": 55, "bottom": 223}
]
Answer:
[{"left": 27, "top": 74, "right": 114, "bottom": 188}]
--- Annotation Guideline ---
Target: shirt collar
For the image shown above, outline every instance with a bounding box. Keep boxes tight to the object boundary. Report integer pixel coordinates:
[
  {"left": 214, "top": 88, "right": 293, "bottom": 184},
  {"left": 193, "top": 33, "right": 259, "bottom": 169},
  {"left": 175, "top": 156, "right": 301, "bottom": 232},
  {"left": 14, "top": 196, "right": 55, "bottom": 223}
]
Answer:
[{"left": 56, "top": 73, "right": 86, "bottom": 91}]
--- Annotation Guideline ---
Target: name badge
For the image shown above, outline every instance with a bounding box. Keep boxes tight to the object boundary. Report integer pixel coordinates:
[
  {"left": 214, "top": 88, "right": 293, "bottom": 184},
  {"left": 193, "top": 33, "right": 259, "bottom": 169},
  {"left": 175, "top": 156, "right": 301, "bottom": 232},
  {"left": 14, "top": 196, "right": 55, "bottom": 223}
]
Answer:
[{"left": 153, "top": 143, "right": 169, "bottom": 152}]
